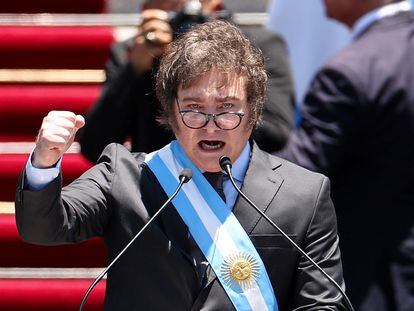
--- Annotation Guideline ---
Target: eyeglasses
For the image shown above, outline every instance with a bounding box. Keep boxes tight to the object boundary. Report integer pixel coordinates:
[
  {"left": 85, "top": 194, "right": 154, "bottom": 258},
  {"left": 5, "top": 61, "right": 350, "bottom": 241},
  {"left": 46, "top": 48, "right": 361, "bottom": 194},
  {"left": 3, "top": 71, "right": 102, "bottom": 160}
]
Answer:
[{"left": 176, "top": 99, "right": 245, "bottom": 130}]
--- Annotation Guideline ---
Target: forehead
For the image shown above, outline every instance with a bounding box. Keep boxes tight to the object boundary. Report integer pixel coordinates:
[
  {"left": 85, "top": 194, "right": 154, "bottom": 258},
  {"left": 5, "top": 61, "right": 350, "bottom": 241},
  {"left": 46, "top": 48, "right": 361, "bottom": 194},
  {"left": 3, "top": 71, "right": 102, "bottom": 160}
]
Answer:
[{"left": 178, "top": 70, "right": 247, "bottom": 100}]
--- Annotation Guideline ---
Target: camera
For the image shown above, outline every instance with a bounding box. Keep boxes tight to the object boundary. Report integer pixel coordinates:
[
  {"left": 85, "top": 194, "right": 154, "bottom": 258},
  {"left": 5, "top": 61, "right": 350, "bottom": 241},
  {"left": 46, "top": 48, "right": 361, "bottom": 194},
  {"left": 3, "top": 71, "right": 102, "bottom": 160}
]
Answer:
[
  {"left": 144, "top": 0, "right": 231, "bottom": 45},
  {"left": 168, "top": 0, "right": 210, "bottom": 38}
]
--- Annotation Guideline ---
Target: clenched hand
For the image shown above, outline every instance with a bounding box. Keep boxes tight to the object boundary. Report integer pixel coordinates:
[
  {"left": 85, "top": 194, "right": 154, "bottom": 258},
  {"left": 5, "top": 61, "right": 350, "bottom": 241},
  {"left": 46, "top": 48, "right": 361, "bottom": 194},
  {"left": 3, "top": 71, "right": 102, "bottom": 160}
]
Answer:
[{"left": 32, "top": 111, "right": 85, "bottom": 168}]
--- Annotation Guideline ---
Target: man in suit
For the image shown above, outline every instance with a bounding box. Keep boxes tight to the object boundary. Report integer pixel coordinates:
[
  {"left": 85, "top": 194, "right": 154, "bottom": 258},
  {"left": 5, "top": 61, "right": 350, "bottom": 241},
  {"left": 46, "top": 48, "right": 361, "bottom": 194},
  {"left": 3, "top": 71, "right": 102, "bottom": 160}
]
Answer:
[
  {"left": 79, "top": 0, "right": 295, "bottom": 162},
  {"left": 15, "top": 20, "right": 345, "bottom": 310},
  {"left": 278, "top": 0, "right": 414, "bottom": 309}
]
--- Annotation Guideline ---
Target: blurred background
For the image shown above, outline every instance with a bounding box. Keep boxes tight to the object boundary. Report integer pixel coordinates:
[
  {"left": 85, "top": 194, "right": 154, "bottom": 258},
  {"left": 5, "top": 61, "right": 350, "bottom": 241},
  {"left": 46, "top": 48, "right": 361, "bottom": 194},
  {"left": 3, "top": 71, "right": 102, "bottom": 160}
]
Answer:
[{"left": 110, "top": 0, "right": 269, "bottom": 12}]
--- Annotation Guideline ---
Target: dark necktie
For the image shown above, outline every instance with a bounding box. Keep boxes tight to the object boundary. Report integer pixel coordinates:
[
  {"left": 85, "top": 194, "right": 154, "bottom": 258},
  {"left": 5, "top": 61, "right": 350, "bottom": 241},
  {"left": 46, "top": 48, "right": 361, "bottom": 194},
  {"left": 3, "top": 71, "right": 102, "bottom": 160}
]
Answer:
[{"left": 203, "top": 171, "right": 226, "bottom": 203}]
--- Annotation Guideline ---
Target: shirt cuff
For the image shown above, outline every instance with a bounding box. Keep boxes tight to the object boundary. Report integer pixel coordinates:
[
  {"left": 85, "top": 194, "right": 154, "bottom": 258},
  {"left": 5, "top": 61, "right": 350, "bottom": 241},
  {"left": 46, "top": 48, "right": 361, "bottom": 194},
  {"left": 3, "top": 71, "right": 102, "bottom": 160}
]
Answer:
[{"left": 25, "top": 152, "right": 62, "bottom": 191}]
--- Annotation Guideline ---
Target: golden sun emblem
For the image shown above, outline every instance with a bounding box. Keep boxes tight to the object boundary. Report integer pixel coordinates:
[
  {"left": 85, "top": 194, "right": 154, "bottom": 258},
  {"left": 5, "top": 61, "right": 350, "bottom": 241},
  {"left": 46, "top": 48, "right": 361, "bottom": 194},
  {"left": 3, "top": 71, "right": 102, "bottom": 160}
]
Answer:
[{"left": 221, "top": 252, "right": 260, "bottom": 289}]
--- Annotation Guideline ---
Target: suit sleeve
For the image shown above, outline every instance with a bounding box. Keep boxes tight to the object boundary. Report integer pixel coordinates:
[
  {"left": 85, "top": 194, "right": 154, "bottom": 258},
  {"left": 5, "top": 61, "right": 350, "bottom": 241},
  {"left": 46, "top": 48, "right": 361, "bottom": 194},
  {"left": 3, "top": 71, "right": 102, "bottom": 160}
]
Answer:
[
  {"left": 293, "top": 176, "right": 346, "bottom": 310},
  {"left": 15, "top": 144, "right": 118, "bottom": 245},
  {"left": 79, "top": 41, "right": 152, "bottom": 162},
  {"left": 279, "top": 66, "right": 365, "bottom": 176},
  {"left": 244, "top": 27, "right": 295, "bottom": 153}
]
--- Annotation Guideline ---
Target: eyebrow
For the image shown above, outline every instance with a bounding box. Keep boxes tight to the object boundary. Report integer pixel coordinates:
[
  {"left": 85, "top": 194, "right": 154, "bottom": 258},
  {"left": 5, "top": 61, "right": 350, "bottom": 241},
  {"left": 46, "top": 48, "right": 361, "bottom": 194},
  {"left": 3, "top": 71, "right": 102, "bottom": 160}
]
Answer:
[{"left": 181, "top": 96, "right": 242, "bottom": 102}]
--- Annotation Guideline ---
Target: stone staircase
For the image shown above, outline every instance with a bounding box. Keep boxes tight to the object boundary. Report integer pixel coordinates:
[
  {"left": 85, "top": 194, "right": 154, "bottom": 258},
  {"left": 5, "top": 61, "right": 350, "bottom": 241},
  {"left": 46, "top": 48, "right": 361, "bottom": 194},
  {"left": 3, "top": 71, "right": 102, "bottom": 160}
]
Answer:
[{"left": 0, "top": 0, "right": 110, "bottom": 309}]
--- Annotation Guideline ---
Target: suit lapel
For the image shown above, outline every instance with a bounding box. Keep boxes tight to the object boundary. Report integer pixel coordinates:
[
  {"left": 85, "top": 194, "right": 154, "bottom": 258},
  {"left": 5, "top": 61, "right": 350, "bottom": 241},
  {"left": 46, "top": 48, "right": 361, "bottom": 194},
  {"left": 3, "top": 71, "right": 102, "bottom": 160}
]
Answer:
[
  {"left": 142, "top": 164, "right": 196, "bottom": 268},
  {"left": 160, "top": 202, "right": 196, "bottom": 266},
  {"left": 232, "top": 143, "right": 284, "bottom": 234}
]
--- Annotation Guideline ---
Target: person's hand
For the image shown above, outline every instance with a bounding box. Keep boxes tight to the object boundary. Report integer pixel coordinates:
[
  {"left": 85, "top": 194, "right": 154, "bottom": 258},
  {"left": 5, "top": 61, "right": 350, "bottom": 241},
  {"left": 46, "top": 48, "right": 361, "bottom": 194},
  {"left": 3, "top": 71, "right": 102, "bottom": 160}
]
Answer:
[
  {"left": 32, "top": 111, "right": 85, "bottom": 168},
  {"left": 130, "top": 9, "right": 173, "bottom": 74}
]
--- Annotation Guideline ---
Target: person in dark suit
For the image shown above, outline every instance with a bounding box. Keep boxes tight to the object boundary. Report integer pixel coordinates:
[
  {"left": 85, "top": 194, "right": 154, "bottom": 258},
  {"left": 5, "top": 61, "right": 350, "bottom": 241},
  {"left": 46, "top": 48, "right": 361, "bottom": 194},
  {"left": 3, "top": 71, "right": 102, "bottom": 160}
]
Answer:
[
  {"left": 79, "top": 0, "right": 295, "bottom": 162},
  {"left": 15, "top": 20, "right": 345, "bottom": 310},
  {"left": 278, "top": 1, "right": 414, "bottom": 310}
]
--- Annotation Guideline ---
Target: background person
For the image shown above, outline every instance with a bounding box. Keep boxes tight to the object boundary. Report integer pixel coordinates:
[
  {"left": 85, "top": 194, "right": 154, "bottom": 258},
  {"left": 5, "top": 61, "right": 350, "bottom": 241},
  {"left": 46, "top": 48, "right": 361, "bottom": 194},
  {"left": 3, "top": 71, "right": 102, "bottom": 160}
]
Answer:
[
  {"left": 267, "top": 0, "right": 351, "bottom": 105},
  {"left": 279, "top": 1, "right": 414, "bottom": 309}
]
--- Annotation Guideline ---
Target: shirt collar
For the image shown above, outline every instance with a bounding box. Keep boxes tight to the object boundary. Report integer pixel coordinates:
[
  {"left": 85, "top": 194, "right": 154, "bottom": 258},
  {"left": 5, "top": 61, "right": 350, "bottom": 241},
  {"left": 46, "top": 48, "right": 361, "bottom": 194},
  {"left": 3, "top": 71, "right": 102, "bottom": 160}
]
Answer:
[
  {"left": 228, "top": 141, "right": 251, "bottom": 183},
  {"left": 352, "top": 1, "right": 412, "bottom": 39}
]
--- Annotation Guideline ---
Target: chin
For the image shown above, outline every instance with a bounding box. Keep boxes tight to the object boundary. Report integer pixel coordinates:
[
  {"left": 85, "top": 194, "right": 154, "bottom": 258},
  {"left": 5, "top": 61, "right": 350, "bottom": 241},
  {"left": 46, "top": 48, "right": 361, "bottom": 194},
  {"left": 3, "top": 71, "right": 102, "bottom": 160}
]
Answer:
[
  {"left": 191, "top": 153, "right": 220, "bottom": 172},
  {"left": 196, "top": 161, "right": 221, "bottom": 173}
]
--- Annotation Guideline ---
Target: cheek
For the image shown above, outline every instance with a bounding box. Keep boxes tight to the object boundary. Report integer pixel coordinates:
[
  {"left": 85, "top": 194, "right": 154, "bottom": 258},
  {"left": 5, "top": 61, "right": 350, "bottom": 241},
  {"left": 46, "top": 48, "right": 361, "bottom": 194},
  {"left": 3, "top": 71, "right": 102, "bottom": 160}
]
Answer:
[
  {"left": 230, "top": 128, "right": 252, "bottom": 150},
  {"left": 174, "top": 126, "right": 197, "bottom": 148}
]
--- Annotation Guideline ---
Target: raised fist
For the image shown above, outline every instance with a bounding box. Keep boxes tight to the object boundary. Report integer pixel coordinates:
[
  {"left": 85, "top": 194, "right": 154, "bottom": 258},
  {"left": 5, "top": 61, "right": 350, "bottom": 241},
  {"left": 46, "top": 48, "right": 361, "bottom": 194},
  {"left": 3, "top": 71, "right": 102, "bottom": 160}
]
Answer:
[{"left": 32, "top": 111, "right": 85, "bottom": 168}]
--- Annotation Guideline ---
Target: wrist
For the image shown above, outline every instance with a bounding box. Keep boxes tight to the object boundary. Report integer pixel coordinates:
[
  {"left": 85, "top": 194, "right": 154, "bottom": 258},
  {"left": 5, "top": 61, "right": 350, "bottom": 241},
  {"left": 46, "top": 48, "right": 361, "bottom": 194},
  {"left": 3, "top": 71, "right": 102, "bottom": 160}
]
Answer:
[{"left": 31, "top": 150, "right": 60, "bottom": 169}]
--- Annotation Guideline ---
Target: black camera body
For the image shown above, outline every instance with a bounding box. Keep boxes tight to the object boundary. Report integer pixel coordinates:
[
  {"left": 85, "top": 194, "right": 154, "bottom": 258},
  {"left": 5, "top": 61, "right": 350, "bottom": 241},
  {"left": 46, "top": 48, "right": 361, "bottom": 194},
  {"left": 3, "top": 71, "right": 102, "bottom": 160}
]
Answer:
[{"left": 169, "top": 10, "right": 211, "bottom": 38}]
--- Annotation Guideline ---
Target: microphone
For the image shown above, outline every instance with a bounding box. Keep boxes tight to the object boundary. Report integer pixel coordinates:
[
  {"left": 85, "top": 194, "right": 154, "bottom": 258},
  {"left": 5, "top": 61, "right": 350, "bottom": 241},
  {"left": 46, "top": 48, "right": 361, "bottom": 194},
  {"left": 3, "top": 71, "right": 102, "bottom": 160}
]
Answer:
[
  {"left": 219, "top": 156, "right": 354, "bottom": 311},
  {"left": 180, "top": 168, "right": 193, "bottom": 183},
  {"left": 78, "top": 168, "right": 193, "bottom": 311}
]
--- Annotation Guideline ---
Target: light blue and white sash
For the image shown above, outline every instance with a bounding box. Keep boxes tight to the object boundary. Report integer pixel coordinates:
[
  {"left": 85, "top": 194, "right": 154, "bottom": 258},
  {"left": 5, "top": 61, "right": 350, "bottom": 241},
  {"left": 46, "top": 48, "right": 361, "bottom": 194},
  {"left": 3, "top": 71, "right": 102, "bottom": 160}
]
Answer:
[{"left": 145, "top": 140, "right": 278, "bottom": 311}]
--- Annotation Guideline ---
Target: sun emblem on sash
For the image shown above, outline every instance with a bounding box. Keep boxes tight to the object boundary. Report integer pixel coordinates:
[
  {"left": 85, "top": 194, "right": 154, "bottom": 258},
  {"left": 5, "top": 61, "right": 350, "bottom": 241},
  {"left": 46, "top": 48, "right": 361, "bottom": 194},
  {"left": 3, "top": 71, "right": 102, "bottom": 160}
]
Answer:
[{"left": 221, "top": 252, "right": 260, "bottom": 289}]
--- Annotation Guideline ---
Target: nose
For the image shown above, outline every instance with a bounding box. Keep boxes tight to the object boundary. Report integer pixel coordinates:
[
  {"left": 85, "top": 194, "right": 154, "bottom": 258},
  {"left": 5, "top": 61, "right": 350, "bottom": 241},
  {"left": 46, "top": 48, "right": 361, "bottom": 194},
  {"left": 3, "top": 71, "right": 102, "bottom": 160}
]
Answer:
[{"left": 204, "top": 115, "right": 220, "bottom": 133}]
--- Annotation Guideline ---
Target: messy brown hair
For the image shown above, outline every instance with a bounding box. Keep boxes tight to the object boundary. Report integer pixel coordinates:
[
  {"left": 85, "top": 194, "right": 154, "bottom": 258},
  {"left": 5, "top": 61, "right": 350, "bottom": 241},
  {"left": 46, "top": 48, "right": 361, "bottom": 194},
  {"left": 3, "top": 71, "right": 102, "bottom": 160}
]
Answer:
[{"left": 155, "top": 19, "right": 267, "bottom": 130}]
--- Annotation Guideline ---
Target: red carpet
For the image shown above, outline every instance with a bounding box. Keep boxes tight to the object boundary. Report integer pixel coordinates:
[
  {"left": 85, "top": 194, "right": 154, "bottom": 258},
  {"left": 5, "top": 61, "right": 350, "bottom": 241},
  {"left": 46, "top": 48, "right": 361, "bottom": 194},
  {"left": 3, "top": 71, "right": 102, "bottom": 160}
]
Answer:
[
  {"left": 0, "top": 214, "right": 107, "bottom": 267},
  {"left": 0, "top": 279, "right": 105, "bottom": 310},
  {"left": 0, "top": 153, "right": 93, "bottom": 201},
  {"left": 0, "top": 26, "right": 114, "bottom": 69},
  {"left": 0, "top": 2, "right": 116, "bottom": 307},
  {"left": 0, "top": 84, "right": 100, "bottom": 140},
  {"left": 0, "top": 0, "right": 106, "bottom": 14}
]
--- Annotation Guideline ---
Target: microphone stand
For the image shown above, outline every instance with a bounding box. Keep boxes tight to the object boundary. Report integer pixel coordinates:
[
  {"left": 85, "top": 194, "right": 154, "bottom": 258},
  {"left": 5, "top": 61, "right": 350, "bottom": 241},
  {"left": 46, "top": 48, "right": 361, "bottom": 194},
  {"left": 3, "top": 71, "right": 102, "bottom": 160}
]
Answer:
[
  {"left": 220, "top": 157, "right": 354, "bottom": 311},
  {"left": 78, "top": 169, "right": 192, "bottom": 311}
]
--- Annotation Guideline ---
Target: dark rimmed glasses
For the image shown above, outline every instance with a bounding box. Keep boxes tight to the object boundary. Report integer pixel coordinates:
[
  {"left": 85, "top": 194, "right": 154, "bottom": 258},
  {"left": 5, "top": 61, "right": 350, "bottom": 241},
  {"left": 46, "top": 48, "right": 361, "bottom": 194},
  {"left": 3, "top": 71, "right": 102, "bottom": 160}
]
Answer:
[{"left": 176, "top": 99, "right": 245, "bottom": 130}]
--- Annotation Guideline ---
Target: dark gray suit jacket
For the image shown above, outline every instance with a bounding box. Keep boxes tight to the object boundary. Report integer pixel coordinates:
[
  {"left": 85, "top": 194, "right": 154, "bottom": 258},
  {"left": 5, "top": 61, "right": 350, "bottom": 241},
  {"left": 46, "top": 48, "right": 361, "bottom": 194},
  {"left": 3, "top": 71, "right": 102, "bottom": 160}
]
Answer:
[
  {"left": 280, "top": 11, "right": 414, "bottom": 310},
  {"left": 15, "top": 143, "right": 345, "bottom": 310}
]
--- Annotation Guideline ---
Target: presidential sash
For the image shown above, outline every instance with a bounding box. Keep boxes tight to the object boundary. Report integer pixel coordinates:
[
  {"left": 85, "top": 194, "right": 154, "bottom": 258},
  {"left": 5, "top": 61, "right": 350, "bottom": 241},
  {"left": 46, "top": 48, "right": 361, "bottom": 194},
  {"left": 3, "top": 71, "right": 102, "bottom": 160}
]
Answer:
[{"left": 145, "top": 140, "right": 278, "bottom": 311}]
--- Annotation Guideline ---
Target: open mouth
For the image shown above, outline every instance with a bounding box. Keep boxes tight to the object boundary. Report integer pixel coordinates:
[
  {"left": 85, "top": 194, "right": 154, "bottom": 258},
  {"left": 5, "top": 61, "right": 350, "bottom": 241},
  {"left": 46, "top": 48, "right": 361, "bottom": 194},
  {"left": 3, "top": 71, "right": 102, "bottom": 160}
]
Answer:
[{"left": 198, "top": 140, "right": 225, "bottom": 151}]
